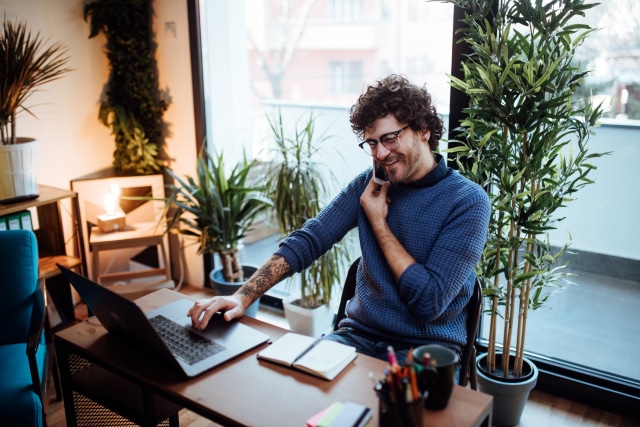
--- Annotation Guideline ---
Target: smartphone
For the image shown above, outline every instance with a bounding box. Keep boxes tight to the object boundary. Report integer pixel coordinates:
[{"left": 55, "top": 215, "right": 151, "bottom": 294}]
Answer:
[{"left": 373, "top": 159, "right": 388, "bottom": 185}]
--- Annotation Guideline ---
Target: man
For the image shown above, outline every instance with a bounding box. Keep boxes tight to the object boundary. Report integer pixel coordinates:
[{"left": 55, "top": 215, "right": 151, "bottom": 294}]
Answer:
[{"left": 188, "top": 74, "right": 490, "bottom": 364}]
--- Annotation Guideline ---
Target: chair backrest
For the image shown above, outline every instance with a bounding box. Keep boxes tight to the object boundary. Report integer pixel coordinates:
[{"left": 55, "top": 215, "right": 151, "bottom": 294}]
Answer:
[
  {"left": 458, "top": 277, "right": 483, "bottom": 387},
  {"left": 333, "top": 258, "right": 483, "bottom": 388},
  {"left": 333, "top": 257, "right": 360, "bottom": 331},
  {"left": 0, "top": 230, "right": 39, "bottom": 345}
]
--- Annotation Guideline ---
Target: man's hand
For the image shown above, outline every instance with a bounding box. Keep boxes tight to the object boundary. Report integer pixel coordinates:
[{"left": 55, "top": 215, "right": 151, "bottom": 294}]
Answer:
[
  {"left": 360, "top": 178, "right": 391, "bottom": 229},
  {"left": 360, "top": 177, "right": 415, "bottom": 281},
  {"left": 187, "top": 294, "right": 248, "bottom": 329}
]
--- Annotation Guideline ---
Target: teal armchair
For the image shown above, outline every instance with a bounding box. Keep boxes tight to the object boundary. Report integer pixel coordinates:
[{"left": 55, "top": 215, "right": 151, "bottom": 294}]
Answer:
[{"left": 0, "top": 230, "right": 51, "bottom": 426}]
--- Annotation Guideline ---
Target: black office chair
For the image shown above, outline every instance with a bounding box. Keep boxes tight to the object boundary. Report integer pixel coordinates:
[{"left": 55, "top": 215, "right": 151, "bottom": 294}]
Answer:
[
  {"left": 333, "top": 257, "right": 482, "bottom": 389},
  {"left": 458, "top": 278, "right": 482, "bottom": 389},
  {"left": 333, "top": 257, "right": 360, "bottom": 332}
]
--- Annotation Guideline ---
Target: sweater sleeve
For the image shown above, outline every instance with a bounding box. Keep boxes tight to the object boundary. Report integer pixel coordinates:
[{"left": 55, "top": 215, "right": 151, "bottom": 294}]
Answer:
[
  {"left": 275, "top": 171, "right": 366, "bottom": 273},
  {"left": 397, "top": 178, "right": 490, "bottom": 321}
]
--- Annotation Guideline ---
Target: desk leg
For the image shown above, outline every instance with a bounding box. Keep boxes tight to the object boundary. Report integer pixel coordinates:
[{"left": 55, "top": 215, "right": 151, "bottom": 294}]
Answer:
[{"left": 55, "top": 340, "right": 79, "bottom": 427}]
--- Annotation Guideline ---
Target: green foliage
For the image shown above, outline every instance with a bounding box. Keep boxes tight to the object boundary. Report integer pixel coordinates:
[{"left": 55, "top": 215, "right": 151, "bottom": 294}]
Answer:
[
  {"left": 0, "top": 17, "right": 72, "bottom": 145},
  {"left": 264, "top": 110, "right": 350, "bottom": 309},
  {"left": 84, "top": 0, "right": 169, "bottom": 174},
  {"left": 438, "top": 0, "right": 608, "bottom": 378},
  {"left": 163, "top": 148, "right": 272, "bottom": 283}
]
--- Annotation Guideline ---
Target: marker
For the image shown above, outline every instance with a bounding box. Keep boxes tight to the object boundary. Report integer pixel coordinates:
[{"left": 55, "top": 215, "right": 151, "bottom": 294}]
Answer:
[
  {"left": 387, "top": 345, "right": 399, "bottom": 372},
  {"left": 422, "top": 352, "right": 431, "bottom": 369}
]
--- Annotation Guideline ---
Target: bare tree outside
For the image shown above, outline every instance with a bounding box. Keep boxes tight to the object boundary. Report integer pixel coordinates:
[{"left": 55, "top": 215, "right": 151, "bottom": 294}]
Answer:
[{"left": 246, "top": 0, "right": 318, "bottom": 99}]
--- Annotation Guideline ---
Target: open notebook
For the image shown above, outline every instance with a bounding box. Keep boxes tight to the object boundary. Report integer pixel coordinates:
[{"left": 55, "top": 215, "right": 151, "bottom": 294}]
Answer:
[{"left": 257, "top": 332, "right": 357, "bottom": 380}]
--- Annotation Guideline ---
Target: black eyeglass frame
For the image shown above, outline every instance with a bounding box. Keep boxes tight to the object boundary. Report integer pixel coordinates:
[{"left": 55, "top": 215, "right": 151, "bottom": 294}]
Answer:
[{"left": 358, "top": 125, "right": 410, "bottom": 155}]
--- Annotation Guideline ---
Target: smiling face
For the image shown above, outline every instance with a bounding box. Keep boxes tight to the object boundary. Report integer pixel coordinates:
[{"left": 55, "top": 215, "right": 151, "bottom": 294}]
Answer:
[{"left": 365, "top": 114, "right": 435, "bottom": 184}]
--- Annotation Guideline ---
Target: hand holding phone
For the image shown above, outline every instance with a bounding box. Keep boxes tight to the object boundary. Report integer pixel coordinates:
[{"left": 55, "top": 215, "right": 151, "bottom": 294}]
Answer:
[{"left": 373, "top": 159, "right": 388, "bottom": 185}]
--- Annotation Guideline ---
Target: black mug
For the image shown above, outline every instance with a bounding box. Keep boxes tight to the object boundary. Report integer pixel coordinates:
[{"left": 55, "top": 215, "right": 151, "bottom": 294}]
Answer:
[{"left": 412, "top": 344, "right": 460, "bottom": 410}]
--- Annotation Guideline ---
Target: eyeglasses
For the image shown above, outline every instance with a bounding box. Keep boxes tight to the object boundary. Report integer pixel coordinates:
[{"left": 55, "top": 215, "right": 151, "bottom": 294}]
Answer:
[{"left": 358, "top": 125, "right": 410, "bottom": 156}]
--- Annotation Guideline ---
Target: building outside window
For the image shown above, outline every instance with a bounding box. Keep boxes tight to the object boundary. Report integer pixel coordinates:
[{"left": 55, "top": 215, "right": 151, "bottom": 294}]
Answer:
[{"left": 330, "top": 61, "right": 363, "bottom": 94}]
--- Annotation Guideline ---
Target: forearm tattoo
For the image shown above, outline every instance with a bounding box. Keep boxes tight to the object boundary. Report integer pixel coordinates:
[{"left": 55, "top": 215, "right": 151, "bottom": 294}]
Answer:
[{"left": 238, "top": 255, "right": 291, "bottom": 301}]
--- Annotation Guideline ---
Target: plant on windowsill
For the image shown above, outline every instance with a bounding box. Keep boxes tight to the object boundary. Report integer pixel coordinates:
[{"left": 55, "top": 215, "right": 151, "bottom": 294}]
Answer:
[
  {"left": 439, "top": 0, "right": 607, "bottom": 425},
  {"left": 264, "top": 110, "right": 352, "bottom": 336},
  {"left": 84, "top": 0, "right": 170, "bottom": 175},
  {"left": 0, "top": 16, "right": 72, "bottom": 203},
  {"left": 161, "top": 147, "right": 272, "bottom": 317}
]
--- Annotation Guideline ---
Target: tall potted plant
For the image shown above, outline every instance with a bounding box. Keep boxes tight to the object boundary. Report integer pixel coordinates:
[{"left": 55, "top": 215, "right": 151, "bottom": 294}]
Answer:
[
  {"left": 440, "top": 0, "right": 606, "bottom": 425},
  {"left": 264, "top": 111, "right": 351, "bottom": 336},
  {"left": 0, "top": 17, "right": 71, "bottom": 203},
  {"left": 162, "top": 148, "right": 272, "bottom": 316}
]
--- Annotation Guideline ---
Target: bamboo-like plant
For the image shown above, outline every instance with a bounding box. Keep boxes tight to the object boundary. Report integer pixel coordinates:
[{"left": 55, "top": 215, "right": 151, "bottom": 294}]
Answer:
[
  {"left": 0, "top": 17, "right": 71, "bottom": 145},
  {"left": 440, "top": 0, "right": 607, "bottom": 378},
  {"left": 264, "top": 111, "right": 350, "bottom": 309},
  {"left": 163, "top": 148, "right": 272, "bottom": 283}
]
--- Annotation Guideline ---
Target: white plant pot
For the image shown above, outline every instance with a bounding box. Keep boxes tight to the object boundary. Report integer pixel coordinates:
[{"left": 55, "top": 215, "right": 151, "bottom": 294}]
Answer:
[
  {"left": 283, "top": 298, "right": 334, "bottom": 337},
  {"left": 0, "top": 138, "right": 39, "bottom": 203}
]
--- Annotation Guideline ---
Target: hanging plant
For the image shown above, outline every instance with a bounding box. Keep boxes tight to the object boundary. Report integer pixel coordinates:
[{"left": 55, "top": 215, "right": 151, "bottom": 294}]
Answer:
[{"left": 84, "top": 0, "right": 170, "bottom": 175}]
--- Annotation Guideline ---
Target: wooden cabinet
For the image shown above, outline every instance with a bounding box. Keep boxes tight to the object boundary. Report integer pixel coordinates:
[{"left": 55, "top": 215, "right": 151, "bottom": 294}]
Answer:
[{"left": 0, "top": 184, "right": 87, "bottom": 326}]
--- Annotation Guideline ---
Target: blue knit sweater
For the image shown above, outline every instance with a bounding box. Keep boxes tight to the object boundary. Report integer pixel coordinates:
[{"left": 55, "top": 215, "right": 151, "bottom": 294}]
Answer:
[{"left": 275, "top": 154, "right": 491, "bottom": 352}]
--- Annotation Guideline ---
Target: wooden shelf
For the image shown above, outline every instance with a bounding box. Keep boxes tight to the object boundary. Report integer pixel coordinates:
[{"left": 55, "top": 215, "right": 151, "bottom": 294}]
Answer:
[
  {"left": 1, "top": 184, "right": 87, "bottom": 326},
  {"left": 39, "top": 256, "right": 82, "bottom": 280},
  {"left": 0, "top": 185, "right": 77, "bottom": 216}
]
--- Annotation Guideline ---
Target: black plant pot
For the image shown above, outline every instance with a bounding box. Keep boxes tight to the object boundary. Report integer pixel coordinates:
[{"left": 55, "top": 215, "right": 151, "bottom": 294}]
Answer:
[
  {"left": 476, "top": 353, "right": 538, "bottom": 427},
  {"left": 209, "top": 265, "right": 260, "bottom": 318}
]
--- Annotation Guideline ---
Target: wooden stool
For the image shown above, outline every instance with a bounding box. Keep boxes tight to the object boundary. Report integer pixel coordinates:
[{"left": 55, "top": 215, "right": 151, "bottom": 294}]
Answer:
[{"left": 89, "top": 222, "right": 174, "bottom": 298}]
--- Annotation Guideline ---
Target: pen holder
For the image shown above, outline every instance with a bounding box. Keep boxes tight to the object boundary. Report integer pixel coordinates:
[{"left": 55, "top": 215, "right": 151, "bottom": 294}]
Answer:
[{"left": 377, "top": 391, "right": 424, "bottom": 427}]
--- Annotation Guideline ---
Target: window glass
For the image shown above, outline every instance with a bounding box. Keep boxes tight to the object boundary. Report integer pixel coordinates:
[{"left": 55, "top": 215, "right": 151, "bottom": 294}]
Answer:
[
  {"left": 574, "top": 0, "right": 640, "bottom": 122},
  {"left": 195, "top": 0, "right": 639, "bottom": 388}
]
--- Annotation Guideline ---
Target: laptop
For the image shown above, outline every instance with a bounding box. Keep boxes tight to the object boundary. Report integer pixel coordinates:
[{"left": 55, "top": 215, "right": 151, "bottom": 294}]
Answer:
[{"left": 57, "top": 264, "right": 270, "bottom": 378}]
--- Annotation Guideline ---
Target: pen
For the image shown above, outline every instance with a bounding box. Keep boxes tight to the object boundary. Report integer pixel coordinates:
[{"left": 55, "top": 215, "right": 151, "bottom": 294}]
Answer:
[{"left": 291, "top": 333, "right": 325, "bottom": 365}]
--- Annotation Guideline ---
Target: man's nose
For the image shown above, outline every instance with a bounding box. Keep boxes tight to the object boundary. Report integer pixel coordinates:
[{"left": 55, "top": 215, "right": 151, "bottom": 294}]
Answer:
[{"left": 375, "top": 143, "right": 391, "bottom": 159}]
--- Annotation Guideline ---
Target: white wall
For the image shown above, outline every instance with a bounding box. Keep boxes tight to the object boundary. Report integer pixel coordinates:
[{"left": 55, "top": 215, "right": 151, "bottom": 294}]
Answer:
[{"left": 547, "top": 122, "right": 640, "bottom": 261}]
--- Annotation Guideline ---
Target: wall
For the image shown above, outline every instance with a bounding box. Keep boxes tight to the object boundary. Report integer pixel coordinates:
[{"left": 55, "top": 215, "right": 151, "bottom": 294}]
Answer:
[
  {"left": 546, "top": 121, "right": 640, "bottom": 261},
  {"left": 1, "top": 0, "right": 199, "bottom": 284}
]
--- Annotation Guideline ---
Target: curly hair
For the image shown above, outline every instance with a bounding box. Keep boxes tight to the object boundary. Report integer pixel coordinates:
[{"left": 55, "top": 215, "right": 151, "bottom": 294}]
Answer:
[{"left": 349, "top": 74, "right": 444, "bottom": 151}]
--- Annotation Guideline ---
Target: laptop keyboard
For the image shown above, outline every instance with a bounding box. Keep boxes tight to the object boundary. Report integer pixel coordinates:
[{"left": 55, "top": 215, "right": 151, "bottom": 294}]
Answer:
[{"left": 149, "top": 315, "right": 226, "bottom": 366}]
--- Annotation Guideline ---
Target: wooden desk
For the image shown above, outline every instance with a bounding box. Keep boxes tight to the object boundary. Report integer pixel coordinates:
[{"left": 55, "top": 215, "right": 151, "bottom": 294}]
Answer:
[{"left": 54, "top": 289, "right": 492, "bottom": 427}]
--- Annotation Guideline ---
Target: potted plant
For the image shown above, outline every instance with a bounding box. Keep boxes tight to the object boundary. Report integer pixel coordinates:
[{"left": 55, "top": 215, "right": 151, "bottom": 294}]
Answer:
[
  {"left": 84, "top": 0, "right": 169, "bottom": 175},
  {"left": 0, "top": 17, "right": 71, "bottom": 203},
  {"left": 162, "top": 148, "right": 272, "bottom": 317},
  {"left": 440, "top": 0, "right": 606, "bottom": 425},
  {"left": 264, "top": 110, "right": 351, "bottom": 336}
]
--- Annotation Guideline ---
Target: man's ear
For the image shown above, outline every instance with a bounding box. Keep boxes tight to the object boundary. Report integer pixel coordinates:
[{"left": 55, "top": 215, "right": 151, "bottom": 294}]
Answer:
[{"left": 421, "top": 129, "right": 431, "bottom": 143}]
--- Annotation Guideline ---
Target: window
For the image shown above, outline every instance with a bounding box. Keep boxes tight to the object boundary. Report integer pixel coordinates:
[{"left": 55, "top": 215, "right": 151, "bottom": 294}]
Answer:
[
  {"left": 330, "top": 61, "right": 363, "bottom": 94},
  {"left": 574, "top": 0, "right": 640, "bottom": 122},
  {"left": 329, "top": 0, "right": 364, "bottom": 20},
  {"left": 190, "top": 0, "right": 638, "bottom": 415}
]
